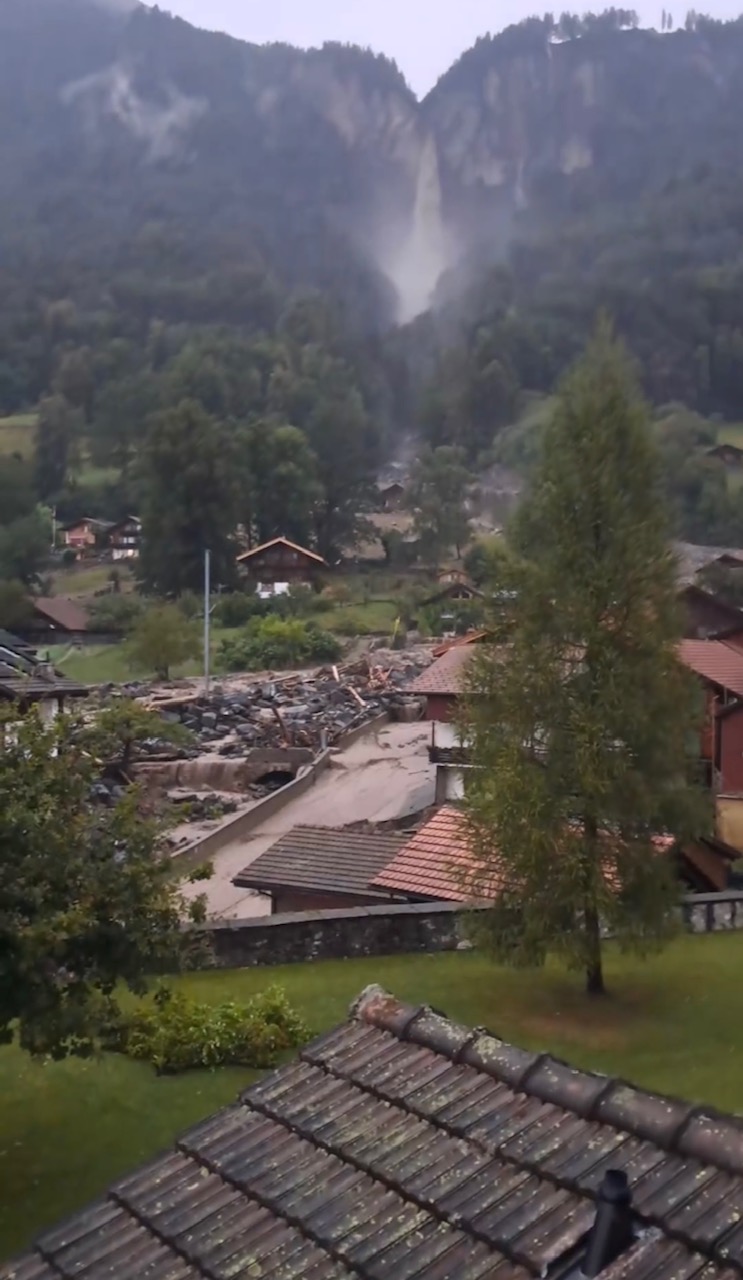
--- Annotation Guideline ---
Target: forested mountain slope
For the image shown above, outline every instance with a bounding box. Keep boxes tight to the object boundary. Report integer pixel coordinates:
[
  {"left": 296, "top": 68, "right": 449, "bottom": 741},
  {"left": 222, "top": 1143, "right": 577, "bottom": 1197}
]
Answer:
[
  {"left": 6, "top": 3, "right": 743, "bottom": 341},
  {"left": 4, "top": 1, "right": 743, "bottom": 552}
]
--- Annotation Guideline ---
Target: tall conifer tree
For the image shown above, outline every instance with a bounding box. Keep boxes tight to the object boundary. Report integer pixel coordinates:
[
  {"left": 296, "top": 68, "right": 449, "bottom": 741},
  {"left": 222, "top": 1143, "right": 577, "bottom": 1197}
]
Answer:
[{"left": 462, "top": 324, "right": 706, "bottom": 995}]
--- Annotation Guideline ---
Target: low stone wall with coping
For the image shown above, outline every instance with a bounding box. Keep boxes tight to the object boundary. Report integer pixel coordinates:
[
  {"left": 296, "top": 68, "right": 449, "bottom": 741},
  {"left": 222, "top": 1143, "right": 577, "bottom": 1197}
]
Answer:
[{"left": 196, "top": 891, "right": 743, "bottom": 969}]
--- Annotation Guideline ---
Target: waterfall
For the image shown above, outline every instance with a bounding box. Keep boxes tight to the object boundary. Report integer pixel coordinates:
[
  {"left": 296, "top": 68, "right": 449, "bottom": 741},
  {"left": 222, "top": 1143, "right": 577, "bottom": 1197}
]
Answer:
[{"left": 391, "top": 134, "right": 450, "bottom": 322}]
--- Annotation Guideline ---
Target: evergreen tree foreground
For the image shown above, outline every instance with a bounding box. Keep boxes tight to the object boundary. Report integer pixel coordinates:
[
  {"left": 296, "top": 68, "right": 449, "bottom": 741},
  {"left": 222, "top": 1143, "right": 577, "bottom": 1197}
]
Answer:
[{"left": 462, "top": 325, "right": 707, "bottom": 996}]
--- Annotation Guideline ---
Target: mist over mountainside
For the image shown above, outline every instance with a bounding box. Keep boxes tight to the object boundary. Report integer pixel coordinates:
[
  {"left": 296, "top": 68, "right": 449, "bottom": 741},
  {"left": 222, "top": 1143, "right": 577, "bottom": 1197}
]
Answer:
[{"left": 5, "top": 0, "right": 743, "bottom": 324}]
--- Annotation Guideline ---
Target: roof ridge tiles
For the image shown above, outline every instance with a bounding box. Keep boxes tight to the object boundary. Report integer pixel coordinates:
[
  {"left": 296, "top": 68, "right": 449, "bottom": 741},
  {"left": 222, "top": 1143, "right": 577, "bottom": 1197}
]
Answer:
[{"left": 351, "top": 987, "right": 743, "bottom": 1176}]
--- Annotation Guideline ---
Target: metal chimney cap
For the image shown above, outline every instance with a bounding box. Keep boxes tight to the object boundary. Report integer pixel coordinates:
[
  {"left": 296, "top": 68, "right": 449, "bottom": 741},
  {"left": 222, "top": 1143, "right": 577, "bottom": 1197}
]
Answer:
[{"left": 599, "top": 1170, "right": 631, "bottom": 1204}]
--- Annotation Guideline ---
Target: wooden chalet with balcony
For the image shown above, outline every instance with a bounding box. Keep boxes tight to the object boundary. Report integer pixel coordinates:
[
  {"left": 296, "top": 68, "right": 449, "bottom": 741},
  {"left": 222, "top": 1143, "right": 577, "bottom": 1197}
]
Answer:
[{"left": 236, "top": 537, "right": 327, "bottom": 596}]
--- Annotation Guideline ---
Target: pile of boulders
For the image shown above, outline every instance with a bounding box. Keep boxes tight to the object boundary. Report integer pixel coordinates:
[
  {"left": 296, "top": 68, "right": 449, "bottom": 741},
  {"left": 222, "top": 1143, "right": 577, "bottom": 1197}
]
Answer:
[
  {"left": 135, "top": 649, "right": 431, "bottom": 758},
  {"left": 167, "top": 792, "right": 239, "bottom": 823}
]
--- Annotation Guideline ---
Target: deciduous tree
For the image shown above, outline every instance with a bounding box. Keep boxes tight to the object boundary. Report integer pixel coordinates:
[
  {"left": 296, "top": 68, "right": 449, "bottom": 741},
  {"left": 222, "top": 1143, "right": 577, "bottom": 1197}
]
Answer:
[
  {"left": 408, "top": 445, "right": 472, "bottom": 564},
  {"left": 0, "top": 509, "right": 51, "bottom": 586},
  {"left": 0, "top": 578, "right": 32, "bottom": 629},
  {"left": 138, "top": 399, "right": 240, "bottom": 596},
  {"left": 126, "top": 605, "right": 202, "bottom": 681},
  {"left": 0, "top": 708, "right": 204, "bottom": 1059},
  {"left": 462, "top": 325, "right": 706, "bottom": 996},
  {"left": 242, "top": 420, "right": 321, "bottom": 547},
  {"left": 86, "top": 698, "right": 194, "bottom": 774}
]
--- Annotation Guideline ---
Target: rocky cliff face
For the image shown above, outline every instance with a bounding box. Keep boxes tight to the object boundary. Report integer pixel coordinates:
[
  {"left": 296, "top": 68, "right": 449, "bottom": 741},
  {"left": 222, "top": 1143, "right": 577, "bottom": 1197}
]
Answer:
[{"left": 4, "top": 1, "right": 743, "bottom": 324}]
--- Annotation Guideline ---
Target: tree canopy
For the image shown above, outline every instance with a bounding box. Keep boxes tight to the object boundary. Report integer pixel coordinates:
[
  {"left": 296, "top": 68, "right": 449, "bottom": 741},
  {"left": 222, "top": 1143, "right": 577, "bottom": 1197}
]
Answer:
[{"left": 0, "top": 708, "right": 204, "bottom": 1058}]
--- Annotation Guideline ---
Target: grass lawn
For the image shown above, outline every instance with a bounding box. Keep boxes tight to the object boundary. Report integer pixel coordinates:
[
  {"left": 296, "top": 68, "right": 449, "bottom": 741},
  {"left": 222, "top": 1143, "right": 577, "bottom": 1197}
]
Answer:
[
  {"left": 48, "top": 643, "right": 135, "bottom": 684},
  {"left": 49, "top": 627, "right": 232, "bottom": 685},
  {"left": 51, "top": 564, "right": 133, "bottom": 598},
  {"left": 0, "top": 412, "right": 37, "bottom": 458},
  {"left": 314, "top": 598, "right": 399, "bottom": 636},
  {"left": 3, "top": 934, "right": 743, "bottom": 1258}
]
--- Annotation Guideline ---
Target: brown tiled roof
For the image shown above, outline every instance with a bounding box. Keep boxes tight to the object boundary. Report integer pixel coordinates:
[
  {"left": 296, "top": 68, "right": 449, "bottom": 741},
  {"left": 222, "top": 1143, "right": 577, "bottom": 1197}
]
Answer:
[
  {"left": 415, "top": 635, "right": 743, "bottom": 710},
  {"left": 31, "top": 597, "right": 90, "bottom": 633},
  {"left": 408, "top": 644, "right": 476, "bottom": 696},
  {"left": 679, "top": 639, "right": 743, "bottom": 698},
  {"left": 371, "top": 805, "right": 498, "bottom": 902},
  {"left": 236, "top": 536, "right": 326, "bottom": 566},
  {"left": 9, "top": 984, "right": 743, "bottom": 1280},
  {"left": 233, "top": 825, "right": 406, "bottom": 899},
  {"left": 372, "top": 808, "right": 674, "bottom": 903}
]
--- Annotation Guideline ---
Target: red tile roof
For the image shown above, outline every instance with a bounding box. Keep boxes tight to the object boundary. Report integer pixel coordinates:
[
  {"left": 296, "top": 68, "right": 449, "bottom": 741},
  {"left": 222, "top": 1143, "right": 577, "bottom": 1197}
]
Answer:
[
  {"left": 679, "top": 638, "right": 743, "bottom": 697},
  {"left": 371, "top": 805, "right": 500, "bottom": 902},
  {"left": 414, "top": 636, "right": 743, "bottom": 701},
  {"left": 407, "top": 644, "right": 475, "bottom": 696},
  {"left": 413, "top": 632, "right": 743, "bottom": 711},
  {"left": 372, "top": 806, "right": 673, "bottom": 903}
]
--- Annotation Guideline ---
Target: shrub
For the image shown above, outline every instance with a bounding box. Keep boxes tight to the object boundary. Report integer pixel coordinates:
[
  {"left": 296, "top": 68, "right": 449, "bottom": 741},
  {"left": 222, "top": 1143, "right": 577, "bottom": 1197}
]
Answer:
[
  {"left": 212, "top": 591, "right": 268, "bottom": 629},
  {"left": 89, "top": 593, "right": 144, "bottom": 635},
  {"left": 282, "top": 585, "right": 324, "bottom": 617},
  {"left": 177, "top": 590, "right": 202, "bottom": 620},
  {"left": 218, "top": 616, "right": 341, "bottom": 671},
  {"left": 118, "top": 985, "right": 310, "bottom": 1074}
]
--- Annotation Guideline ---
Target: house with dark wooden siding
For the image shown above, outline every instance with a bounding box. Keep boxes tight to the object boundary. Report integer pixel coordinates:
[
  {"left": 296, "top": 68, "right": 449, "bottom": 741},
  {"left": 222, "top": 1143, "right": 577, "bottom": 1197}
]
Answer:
[
  {"left": 236, "top": 536, "right": 327, "bottom": 594},
  {"left": 17, "top": 597, "right": 92, "bottom": 646},
  {"left": 108, "top": 515, "right": 141, "bottom": 561},
  {"left": 679, "top": 585, "right": 743, "bottom": 641}
]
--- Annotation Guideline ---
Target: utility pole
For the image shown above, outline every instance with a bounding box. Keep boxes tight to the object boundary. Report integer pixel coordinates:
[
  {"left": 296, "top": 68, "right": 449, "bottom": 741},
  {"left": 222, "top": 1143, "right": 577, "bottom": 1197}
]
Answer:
[{"left": 204, "top": 548, "right": 211, "bottom": 695}]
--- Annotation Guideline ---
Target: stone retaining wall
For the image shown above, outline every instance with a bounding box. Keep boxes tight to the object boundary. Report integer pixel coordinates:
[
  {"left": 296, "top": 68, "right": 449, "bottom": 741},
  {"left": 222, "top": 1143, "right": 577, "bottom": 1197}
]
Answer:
[{"left": 198, "top": 891, "right": 743, "bottom": 969}]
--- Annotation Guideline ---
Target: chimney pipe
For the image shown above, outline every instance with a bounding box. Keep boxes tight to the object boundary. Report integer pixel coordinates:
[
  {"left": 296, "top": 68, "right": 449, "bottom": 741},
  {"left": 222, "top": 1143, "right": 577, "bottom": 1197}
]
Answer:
[{"left": 582, "top": 1170, "right": 634, "bottom": 1278}]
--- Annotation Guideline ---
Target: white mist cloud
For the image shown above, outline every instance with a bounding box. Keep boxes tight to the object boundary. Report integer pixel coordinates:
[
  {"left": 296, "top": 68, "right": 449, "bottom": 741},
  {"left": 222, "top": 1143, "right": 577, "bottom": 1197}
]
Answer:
[{"left": 62, "top": 63, "right": 206, "bottom": 161}]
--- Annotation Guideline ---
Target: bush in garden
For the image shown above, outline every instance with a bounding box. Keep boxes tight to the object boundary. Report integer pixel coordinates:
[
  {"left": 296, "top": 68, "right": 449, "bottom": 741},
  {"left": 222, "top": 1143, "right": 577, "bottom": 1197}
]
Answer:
[
  {"left": 212, "top": 591, "right": 269, "bottom": 628},
  {"left": 118, "top": 985, "right": 310, "bottom": 1074},
  {"left": 218, "top": 616, "right": 341, "bottom": 671}
]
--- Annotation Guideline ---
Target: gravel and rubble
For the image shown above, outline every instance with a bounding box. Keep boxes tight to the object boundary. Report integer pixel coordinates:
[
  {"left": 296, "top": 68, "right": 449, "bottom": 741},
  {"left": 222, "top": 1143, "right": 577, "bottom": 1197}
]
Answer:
[
  {"left": 108, "top": 646, "right": 434, "bottom": 759},
  {"left": 88, "top": 646, "right": 435, "bottom": 846}
]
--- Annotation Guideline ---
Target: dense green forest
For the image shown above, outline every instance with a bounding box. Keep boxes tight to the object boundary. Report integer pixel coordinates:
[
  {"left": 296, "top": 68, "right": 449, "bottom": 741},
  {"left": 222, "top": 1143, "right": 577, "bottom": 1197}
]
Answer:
[{"left": 5, "top": 0, "right": 743, "bottom": 601}]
